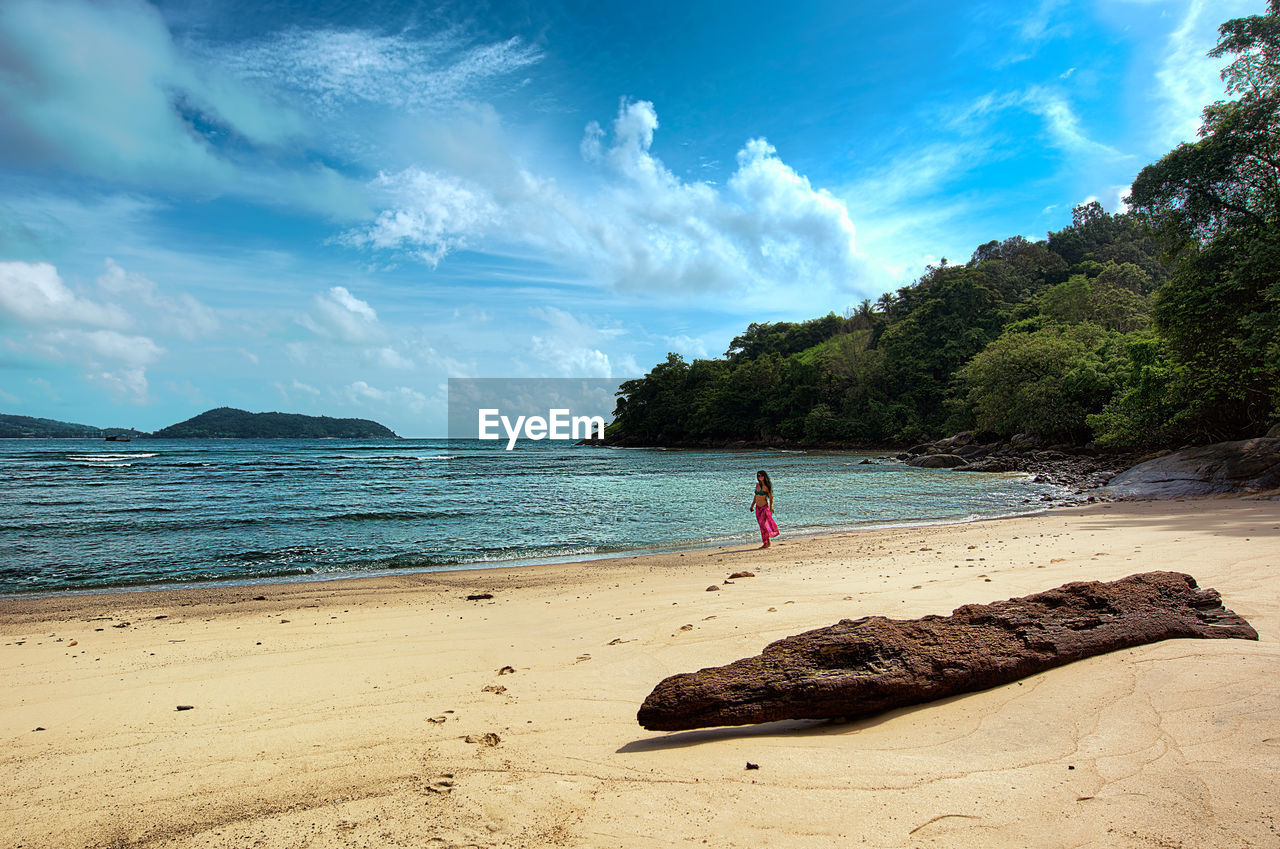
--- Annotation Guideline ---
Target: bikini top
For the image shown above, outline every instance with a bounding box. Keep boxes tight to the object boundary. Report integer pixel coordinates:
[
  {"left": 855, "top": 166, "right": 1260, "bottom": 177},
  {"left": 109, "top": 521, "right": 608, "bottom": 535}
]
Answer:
[{"left": 755, "top": 488, "right": 768, "bottom": 496}]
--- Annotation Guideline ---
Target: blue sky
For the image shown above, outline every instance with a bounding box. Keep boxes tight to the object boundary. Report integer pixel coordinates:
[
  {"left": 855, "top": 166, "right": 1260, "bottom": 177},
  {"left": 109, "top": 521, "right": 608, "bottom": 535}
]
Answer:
[{"left": 0, "top": 0, "right": 1258, "bottom": 436}]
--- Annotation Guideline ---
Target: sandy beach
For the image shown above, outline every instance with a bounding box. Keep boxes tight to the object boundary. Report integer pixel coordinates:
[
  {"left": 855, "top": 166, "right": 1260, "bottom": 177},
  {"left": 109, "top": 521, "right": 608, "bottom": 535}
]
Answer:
[{"left": 2, "top": 497, "right": 1277, "bottom": 849}]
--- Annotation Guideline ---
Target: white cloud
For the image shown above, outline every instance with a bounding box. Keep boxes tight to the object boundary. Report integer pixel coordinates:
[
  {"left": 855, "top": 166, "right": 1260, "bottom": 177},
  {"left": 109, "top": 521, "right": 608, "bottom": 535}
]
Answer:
[
  {"left": 339, "top": 168, "right": 499, "bottom": 266},
  {"left": 209, "top": 29, "right": 541, "bottom": 114},
  {"left": 343, "top": 380, "right": 427, "bottom": 412},
  {"left": 0, "top": 0, "right": 296, "bottom": 183},
  {"left": 562, "top": 101, "right": 861, "bottom": 295},
  {"left": 86, "top": 367, "right": 150, "bottom": 405},
  {"left": 1151, "top": 0, "right": 1252, "bottom": 148},
  {"left": 301, "top": 285, "right": 383, "bottom": 344},
  {"left": 32, "top": 329, "right": 162, "bottom": 367},
  {"left": 96, "top": 259, "right": 219, "bottom": 340},
  {"left": 284, "top": 341, "right": 309, "bottom": 364},
  {"left": 665, "top": 334, "right": 710, "bottom": 359},
  {"left": 955, "top": 88, "right": 1127, "bottom": 161},
  {"left": 527, "top": 306, "right": 628, "bottom": 378},
  {"left": 273, "top": 378, "right": 321, "bottom": 405},
  {"left": 1019, "top": 0, "right": 1070, "bottom": 42},
  {"left": 351, "top": 100, "right": 865, "bottom": 302},
  {"left": 370, "top": 346, "right": 415, "bottom": 370},
  {"left": 0, "top": 0, "right": 369, "bottom": 218},
  {"left": 0, "top": 261, "right": 129, "bottom": 329},
  {"left": 0, "top": 259, "right": 197, "bottom": 403},
  {"left": 23, "top": 328, "right": 163, "bottom": 404},
  {"left": 1020, "top": 87, "right": 1129, "bottom": 160}
]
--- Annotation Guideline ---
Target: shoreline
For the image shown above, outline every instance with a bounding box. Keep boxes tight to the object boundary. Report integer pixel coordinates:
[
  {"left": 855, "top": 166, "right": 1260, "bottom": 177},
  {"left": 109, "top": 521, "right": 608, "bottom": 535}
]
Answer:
[
  {"left": 3, "top": 496, "right": 1276, "bottom": 848},
  {"left": 0, "top": 492, "right": 1070, "bottom": 602}
]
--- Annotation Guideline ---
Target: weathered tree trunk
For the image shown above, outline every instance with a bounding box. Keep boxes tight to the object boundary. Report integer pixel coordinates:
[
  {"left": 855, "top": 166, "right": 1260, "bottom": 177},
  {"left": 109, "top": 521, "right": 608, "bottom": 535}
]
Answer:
[{"left": 637, "top": 571, "right": 1257, "bottom": 732}]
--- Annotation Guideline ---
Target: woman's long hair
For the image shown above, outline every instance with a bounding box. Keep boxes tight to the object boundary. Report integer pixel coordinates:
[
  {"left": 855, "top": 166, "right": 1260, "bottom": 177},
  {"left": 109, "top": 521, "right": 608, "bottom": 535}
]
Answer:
[{"left": 756, "top": 470, "right": 772, "bottom": 493}]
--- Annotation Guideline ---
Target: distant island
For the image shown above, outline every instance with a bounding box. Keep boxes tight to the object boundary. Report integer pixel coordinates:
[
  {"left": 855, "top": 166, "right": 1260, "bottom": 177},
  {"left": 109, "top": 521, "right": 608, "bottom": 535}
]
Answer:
[
  {"left": 0, "top": 408, "right": 398, "bottom": 439},
  {"left": 0, "top": 414, "right": 144, "bottom": 440},
  {"left": 152, "top": 408, "right": 397, "bottom": 439}
]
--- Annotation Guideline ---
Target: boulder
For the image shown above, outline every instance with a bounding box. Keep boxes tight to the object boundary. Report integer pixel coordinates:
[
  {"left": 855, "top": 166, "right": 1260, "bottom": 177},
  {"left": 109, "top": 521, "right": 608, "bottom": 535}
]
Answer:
[
  {"left": 956, "top": 457, "right": 1018, "bottom": 473},
  {"left": 637, "top": 572, "right": 1256, "bottom": 731},
  {"left": 938, "top": 431, "right": 975, "bottom": 448},
  {"left": 906, "top": 453, "right": 969, "bottom": 469},
  {"left": 1104, "top": 438, "right": 1280, "bottom": 499}
]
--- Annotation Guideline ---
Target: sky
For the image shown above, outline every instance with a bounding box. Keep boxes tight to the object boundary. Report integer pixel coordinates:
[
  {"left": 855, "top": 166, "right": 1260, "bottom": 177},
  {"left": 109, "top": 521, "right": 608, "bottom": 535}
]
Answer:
[{"left": 0, "top": 0, "right": 1260, "bottom": 437}]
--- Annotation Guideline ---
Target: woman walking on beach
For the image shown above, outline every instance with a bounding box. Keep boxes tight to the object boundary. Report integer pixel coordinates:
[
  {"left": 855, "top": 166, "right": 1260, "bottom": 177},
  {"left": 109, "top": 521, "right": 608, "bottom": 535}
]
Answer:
[{"left": 751, "top": 470, "right": 780, "bottom": 549}]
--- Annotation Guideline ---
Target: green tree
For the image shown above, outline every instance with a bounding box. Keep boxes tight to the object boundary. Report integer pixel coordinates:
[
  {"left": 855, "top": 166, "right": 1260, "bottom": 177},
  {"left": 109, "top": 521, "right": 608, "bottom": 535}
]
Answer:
[
  {"left": 1126, "top": 0, "right": 1280, "bottom": 439},
  {"left": 961, "top": 324, "right": 1125, "bottom": 440}
]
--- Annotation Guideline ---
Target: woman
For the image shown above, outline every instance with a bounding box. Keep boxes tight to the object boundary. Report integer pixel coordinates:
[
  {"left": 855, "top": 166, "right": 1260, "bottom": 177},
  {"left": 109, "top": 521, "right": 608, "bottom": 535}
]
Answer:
[{"left": 750, "top": 470, "right": 780, "bottom": 549}]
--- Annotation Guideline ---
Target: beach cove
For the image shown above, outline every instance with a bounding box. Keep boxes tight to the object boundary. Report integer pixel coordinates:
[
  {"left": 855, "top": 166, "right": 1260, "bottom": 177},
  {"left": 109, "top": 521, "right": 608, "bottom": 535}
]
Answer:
[{"left": 2, "top": 497, "right": 1276, "bottom": 848}]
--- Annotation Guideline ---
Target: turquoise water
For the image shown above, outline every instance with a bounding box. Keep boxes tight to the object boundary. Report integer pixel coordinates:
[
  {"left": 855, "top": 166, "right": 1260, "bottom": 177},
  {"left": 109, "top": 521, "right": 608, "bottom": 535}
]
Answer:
[{"left": 0, "top": 439, "right": 1065, "bottom": 594}]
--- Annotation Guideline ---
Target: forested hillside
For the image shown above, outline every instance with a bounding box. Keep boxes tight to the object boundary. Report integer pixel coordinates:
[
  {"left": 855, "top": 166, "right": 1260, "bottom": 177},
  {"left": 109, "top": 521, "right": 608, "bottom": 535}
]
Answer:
[{"left": 611, "top": 3, "right": 1279, "bottom": 450}]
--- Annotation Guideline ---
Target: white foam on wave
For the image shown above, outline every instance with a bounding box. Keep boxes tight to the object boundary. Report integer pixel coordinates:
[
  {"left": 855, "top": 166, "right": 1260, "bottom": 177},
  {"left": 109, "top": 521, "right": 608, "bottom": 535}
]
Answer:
[
  {"left": 73, "top": 453, "right": 158, "bottom": 461},
  {"left": 75, "top": 461, "right": 132, "bottom": 468}
]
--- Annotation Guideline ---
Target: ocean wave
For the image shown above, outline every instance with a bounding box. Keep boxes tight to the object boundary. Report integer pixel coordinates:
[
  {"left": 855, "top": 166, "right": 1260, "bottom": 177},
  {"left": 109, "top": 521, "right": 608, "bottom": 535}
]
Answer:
[
  {"left": 74, "top": 461, "right": 132, "bottom": 468},
  {"left": 325, "top": 510, "right": 456, "bottom": 522},
  {"left": 71, "top": 453, "right": 158, "bottom": 461}
]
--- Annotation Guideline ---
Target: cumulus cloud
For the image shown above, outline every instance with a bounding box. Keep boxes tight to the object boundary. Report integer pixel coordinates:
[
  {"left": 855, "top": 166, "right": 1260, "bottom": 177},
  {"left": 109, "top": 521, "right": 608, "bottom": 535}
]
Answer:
[
  {"left": 339, "top": 169, "right": 499, "bottom": 266},
  {"left": 0, "top": 259, "right": 224, "bottom": 403},
  {"left": 301, "top": 286, "right": 383, "bottom": 344},
  {"left": 527, "top": 306, "right": 630, "bottom": 378},
  {"left": 0, "top": 261, "right": 129, "bottom": 329},
  {"left": 350, "top": 99, "right": 864, "bottom": 299},
  {"left": 30, "top": 329, "right": 162, "bottom": 404},
  {"left": 86, "top": 367, "right": 151, "bottom": 404},
  {"left": 665, "top": 334, "right": 710, "bottom": 359},
  {"left": 32, "top": 329, "right": 163, "bottom": 367},
  {"left": 555, "top": 101, "right": 861, "bottom": 294}
]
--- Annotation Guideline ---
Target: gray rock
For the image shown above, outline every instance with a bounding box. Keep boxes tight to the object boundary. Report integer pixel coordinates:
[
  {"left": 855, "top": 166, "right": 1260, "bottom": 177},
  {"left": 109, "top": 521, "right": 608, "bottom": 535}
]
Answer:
[
  {"left": 906, "top": 453, "right": 969, "bottom": 469},
  {"left": 1105, "top": 437, "right": 1280, "bottom": 499},
  {"left": 937, "top": 431, "right": 975, "bottom": 448},
  {"left": 1009, "top": 433, "right": 1042, "bottom": 449},
  {"left": 957, "top": 457, "right": 1018, "bottom": 472}
]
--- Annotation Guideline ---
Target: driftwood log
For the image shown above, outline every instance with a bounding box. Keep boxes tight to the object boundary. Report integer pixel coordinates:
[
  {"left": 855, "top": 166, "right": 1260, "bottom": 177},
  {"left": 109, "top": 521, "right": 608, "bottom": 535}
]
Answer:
[{"left": 637, "top": 571, "right": 1257, "bottom": 731}]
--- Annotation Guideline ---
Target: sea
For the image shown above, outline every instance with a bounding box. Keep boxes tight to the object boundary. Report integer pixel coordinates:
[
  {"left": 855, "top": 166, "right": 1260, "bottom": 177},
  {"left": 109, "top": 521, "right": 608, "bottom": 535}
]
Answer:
[{"left": 0, "top": 439, "right": 1068, "bottom": 595}]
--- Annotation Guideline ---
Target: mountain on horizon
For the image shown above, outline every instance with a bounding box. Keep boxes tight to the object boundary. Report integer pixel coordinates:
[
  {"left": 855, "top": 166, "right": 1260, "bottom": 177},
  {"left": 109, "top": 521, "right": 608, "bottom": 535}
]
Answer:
[{"left": 0, "top": 408, "right": 398, "bottom": 439}]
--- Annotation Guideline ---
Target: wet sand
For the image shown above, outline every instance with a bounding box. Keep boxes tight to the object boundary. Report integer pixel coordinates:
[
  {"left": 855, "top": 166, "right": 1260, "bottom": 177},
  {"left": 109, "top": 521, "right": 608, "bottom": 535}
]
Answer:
[{"left": 2, "top": 497, "right": 1277, "bottom": 848}]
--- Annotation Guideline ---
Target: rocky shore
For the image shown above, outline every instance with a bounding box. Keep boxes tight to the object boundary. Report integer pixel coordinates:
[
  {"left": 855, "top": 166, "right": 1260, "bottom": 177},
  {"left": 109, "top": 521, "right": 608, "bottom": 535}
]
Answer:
[
  {"left": 896, "top": 431, "right": 1144, "bottom": 497},
  {"left": 901, "top": 432, "right": 1280, "bottom": 501}
]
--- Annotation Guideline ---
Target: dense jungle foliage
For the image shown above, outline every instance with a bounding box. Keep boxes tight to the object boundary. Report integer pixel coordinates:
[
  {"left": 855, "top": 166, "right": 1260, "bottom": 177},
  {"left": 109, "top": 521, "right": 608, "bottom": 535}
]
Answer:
[{"left": 612, "top": 3, "right": 1280, "bottom": 449}]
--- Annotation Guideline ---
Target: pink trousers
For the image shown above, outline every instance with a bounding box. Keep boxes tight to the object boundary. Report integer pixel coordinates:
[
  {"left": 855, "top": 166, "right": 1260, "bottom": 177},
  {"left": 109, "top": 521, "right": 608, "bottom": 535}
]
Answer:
[{"left": 755, "top": 504, "right": 779, "bottom": 543}]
